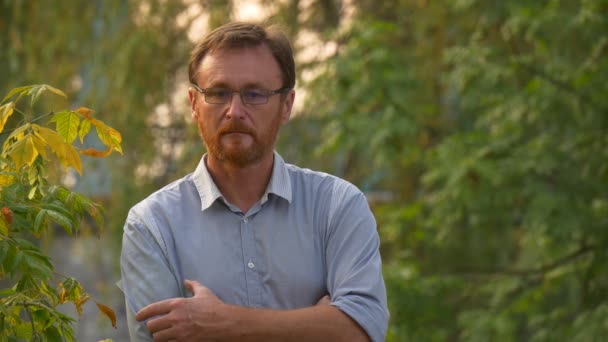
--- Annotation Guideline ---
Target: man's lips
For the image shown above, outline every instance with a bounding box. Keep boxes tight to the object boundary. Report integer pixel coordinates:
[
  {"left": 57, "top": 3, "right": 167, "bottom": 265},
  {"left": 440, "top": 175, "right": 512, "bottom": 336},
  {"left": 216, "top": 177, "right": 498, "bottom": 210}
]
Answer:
[{"left": 222, "top": 131, "right": 250, "bottom": 135}]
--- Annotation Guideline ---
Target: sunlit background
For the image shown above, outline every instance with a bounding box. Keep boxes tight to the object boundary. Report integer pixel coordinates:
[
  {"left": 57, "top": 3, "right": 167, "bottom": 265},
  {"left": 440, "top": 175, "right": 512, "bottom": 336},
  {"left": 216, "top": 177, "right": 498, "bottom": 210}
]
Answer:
[{"left": 1, "top": 0, "right": 607, "bottom": 340}]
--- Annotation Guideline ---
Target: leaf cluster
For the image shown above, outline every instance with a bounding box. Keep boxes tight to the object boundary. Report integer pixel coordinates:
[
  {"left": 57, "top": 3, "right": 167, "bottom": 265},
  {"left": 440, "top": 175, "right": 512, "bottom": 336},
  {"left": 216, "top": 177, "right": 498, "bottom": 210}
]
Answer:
[{"left": 0, "top": 85, "right": 119, "bottom": 340}]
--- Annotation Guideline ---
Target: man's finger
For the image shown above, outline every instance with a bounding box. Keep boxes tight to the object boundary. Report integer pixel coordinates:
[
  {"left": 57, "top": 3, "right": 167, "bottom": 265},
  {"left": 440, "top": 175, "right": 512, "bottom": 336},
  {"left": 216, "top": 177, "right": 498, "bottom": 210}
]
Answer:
[
  {"left": 184, "top": 279, "right": 207, "bottom": 297},
  {"left": 136, "top": 299, "right": 173, "bottom": 321},
  {"left": 151, "top": 326, "right": 176, "bottom": 342},
  {"left": 146, "top": 315, "right": 173, "bottom": 333}
]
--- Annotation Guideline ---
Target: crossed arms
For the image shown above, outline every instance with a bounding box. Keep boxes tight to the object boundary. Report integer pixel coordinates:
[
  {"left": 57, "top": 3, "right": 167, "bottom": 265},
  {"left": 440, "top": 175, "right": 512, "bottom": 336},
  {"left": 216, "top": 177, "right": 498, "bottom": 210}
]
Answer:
[{"left": 132, "top": 279, "right": 369, "bottom": 341}]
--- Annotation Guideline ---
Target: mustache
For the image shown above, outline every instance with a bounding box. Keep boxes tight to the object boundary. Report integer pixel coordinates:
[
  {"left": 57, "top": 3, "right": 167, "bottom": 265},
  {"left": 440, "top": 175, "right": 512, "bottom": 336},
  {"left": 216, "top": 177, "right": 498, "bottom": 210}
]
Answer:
[{"left": 218, "top": 121, "right": 256, "bottom": 136}]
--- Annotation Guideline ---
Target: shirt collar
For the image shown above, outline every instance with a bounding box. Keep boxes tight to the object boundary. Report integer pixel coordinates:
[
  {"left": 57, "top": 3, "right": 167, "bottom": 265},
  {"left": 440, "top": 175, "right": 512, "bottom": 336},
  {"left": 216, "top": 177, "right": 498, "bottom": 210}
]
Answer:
[
  {"left": 265, "top": 151, "right": 292, "bottom": 204},
  {"left": 192, "top": 151, "right": 292, "bottom": 212},
  {"left": 192, "top": 155, "right": 224, "bottom": 211}
]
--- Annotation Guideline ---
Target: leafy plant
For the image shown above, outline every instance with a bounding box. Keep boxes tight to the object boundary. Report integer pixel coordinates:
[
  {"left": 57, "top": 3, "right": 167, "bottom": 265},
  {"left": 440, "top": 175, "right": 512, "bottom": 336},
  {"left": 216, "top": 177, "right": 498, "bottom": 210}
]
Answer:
[{"left": 0, "top": 85, "right": 120, "bottom": 341}]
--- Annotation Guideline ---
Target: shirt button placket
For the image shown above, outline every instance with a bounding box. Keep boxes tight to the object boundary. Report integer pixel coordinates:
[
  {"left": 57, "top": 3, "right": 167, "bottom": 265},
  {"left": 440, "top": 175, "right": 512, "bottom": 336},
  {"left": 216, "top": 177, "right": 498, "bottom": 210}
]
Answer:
[
  {"left": 241, "top": 216, "right": 262, "bottom": 307},
  {"left": 241, "top": 217, "right": 251, "bottom": 305}
]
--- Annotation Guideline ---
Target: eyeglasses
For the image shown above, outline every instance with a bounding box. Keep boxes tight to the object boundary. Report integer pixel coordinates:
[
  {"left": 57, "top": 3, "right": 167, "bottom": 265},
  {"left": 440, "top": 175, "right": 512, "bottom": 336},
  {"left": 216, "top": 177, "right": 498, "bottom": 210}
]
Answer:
[{"left": 191, "top": 84, "right": 291, "bottom": 105}]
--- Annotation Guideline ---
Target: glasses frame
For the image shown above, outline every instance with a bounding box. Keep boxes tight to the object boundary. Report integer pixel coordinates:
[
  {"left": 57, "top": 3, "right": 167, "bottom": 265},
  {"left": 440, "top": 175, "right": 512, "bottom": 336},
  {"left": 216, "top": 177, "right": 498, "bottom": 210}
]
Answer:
[{"left": 191, "top": 83, "right": 291, "bottom": 105}]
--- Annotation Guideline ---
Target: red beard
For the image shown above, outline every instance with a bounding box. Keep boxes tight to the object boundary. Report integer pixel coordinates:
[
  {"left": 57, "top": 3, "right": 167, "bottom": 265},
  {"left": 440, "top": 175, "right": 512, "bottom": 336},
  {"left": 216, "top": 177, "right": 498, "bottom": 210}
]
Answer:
[{"left": 198, "top": 109, "right": 283, "bottom": 167}]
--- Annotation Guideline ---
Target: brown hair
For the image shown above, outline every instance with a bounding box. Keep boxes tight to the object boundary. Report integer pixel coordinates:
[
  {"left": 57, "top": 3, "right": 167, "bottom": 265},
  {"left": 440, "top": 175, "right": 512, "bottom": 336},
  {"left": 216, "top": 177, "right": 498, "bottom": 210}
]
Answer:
[{"left": 188, "top": 22, "right": 295, "bottom": 89}]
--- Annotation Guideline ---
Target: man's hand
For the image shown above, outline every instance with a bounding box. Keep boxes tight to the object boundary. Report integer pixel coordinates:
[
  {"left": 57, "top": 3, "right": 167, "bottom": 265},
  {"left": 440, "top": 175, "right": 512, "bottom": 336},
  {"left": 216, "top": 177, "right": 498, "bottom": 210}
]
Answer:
[
  {"left": 316, "top": 294, "right": 330, "bottom": 306},
  {"left": 136, "top": 281, "right": 363, "bottom": 342},
  {"left": 136, "top": 279, "right": 230, "bottom": 341}
]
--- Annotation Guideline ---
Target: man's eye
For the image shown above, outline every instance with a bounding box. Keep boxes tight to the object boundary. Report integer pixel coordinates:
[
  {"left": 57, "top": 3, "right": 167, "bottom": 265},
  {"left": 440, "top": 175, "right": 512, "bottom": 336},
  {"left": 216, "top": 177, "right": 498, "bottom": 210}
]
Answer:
[
  {"left": 243, "top": 90, "right": 265, "bottom": 99},
  {"left": 207, "top": 89, "right": 231, "bottom": 98},
  {"left": 242, "top": 90, "right": 269, "bottom": 104}
]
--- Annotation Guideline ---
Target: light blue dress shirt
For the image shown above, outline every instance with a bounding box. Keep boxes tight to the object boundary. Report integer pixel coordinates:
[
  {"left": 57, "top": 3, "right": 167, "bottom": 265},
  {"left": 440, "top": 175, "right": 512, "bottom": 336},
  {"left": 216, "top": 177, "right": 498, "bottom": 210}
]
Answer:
[{"left": 119, "top": 152, "right": 389, "bottom": 341}]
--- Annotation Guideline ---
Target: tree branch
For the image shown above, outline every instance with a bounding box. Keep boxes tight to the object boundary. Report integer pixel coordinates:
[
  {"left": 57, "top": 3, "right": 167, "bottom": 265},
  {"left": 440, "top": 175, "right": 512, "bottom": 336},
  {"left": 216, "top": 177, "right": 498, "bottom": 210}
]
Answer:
[
  {"left": 451, "top": 244, "right": 599, "bottom": 278},
  {"left": 23, "top": 302, "right": 42, "bottom": 341}
]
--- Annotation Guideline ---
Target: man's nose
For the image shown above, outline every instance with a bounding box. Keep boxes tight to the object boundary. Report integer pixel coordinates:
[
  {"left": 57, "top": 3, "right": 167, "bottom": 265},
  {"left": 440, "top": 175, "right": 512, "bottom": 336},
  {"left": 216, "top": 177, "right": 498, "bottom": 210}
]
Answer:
[{"left": 226, "top": 92, "right": 246, "bottom": 119}]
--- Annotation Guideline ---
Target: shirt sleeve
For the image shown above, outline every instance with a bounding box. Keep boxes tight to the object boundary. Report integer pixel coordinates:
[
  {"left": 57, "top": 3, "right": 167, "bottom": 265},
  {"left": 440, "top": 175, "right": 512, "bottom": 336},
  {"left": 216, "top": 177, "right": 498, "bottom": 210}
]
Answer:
[
  {"left": 325, "top": 182, "right": 389, "bottom": 342},
  {"left": 119, "top": 210, "right": 183, "bottom": 341}
]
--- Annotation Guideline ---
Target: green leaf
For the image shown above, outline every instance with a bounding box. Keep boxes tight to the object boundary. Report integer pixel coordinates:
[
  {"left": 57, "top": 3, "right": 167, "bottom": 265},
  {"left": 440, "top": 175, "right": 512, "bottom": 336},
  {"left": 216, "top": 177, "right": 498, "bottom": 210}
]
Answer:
[
  {"left": 23, "top": 249, "right": 53, "bottom": 279},
  {"left": 34, "top": 210, "right": 47, "bottom": 234},
  {"left": 3, "top": 246, "right": 23, "bottom": 274},
  {"left": 41, "top": 202, "right": 74, "bottom": 221},
  {"left": 15, "top": 322, "right": 34, "bottom": 340},
  {"left": 0, "top": 217, "right": 8, "bottom": 237},
  {"left": 51, "top": 111, "right": 80, "bottom": 143},
  {"left": 44, "top": 210, "right": 73, "bottom": 235},
  {"left": 44, "top": 326, "right": 63, "bottom": 342},
  {"left": 0, "top": 288, "right": 16, "bottom": 298},
  {"left": 82, "top": 200, "right": 104, "bottom": 231}
]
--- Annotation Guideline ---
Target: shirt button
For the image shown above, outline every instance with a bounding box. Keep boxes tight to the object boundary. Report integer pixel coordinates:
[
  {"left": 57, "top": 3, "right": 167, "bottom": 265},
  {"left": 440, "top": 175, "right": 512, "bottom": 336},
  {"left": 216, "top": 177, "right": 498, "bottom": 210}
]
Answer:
[
  {"left": 243, "top": 217, "right": 248, "bottom": 223},
  {"left": 247, "top": 261, "right": 255, "bottom": 269}
]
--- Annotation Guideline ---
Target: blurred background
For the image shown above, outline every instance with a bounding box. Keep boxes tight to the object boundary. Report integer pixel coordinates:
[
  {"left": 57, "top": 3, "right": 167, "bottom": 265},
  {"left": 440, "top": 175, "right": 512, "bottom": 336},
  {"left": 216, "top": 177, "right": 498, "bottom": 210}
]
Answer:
[{"left": 2, "top": 0, "right": 607, "bottom": 340}]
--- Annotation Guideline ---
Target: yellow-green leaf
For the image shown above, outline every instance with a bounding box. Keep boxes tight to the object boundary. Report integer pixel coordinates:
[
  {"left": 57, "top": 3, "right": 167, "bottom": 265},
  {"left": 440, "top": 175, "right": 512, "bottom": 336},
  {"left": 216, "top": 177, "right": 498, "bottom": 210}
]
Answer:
[
  {"left": 40, "top": 84, "right": 67, "bottom": 98},
  {"left": 6, "top": 133, "right": 39, "bottom": 169},
  {"left": 27, "top": 84, "right": 67, "bottom": 106},
  {"left": 0, "top": 172, "right": 16, "bottom": 186},
  {"left": 0, "top": 102, "right": 15, "bottom": 134},
  {"left": 51, "top": 110, "right": 80, "bottom": 143},
  {"left": 58, "top": 286, "right": 67, "bottom": 304},
  {"left": 1, "top": 85, "right": 34, "bottom": 103},
  {"left": 63, "top": 143, "right": 82, "bottom": 175},
  {"left": 92, "top": 119, "right": 123, "bottom": 154},
  {"left": 31, "top": 133, "right": 48, "bottom": 160},
  {"left": 0, "top": 216, "right": 8, "bottom": 237},
  {"left": 2, "top": 123, "right": 30, "bottom": 155},
  {"left": 75, "top": 293, "right": 90, "bottom": 316},
  {"left": 32, "top": 125, "right": 82, "bottom": 174},
  {"left": 28, "top": 185, "right": 37, "bottom": 199},
  {"left": 33, "top": 125, "right": 63, "bottom": 147},
  {"left": 78, "top": 117, "right": 91, "bottom": 143}
]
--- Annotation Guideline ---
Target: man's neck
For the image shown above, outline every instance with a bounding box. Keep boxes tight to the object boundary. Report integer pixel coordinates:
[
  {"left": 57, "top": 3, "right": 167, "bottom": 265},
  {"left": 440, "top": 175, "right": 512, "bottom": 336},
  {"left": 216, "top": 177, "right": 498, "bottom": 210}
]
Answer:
[{"left": 205, "top": 152, "right": 275, "bottom": 213}]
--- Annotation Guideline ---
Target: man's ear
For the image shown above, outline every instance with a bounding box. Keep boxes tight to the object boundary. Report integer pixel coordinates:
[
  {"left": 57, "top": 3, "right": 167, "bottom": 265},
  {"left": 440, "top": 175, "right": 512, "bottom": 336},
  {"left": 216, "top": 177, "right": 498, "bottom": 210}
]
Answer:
[
  {"left": 281, "top": 89, "right": 295, "bottom": 125},
  {"left": 188, "top": 87, "right": 199, "bottom": 120}
]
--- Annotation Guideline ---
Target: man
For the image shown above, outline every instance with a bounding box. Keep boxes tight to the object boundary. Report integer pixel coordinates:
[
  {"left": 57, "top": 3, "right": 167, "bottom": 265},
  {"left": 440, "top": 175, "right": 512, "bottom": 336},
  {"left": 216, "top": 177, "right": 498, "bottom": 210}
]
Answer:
[{"left": 119, "top": 22, "right": 389, "bottom": 341}]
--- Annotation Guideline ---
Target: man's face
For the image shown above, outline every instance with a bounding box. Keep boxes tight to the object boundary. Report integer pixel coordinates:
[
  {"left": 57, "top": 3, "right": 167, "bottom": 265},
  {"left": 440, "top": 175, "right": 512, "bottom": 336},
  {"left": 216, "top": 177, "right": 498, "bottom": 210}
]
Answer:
[{"left": 188, "top": 45, "right": 295, "bottom": 167}]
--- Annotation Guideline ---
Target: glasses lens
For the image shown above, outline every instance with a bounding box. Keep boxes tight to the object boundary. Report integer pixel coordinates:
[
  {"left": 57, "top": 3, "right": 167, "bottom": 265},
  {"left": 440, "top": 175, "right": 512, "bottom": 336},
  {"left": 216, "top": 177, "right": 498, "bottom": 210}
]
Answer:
[
  {"left": 242, "top": 90, "right": 268, "bottom": 105},
  {"left": 205, "top": 88, "right": 232, "bottom": 104}
]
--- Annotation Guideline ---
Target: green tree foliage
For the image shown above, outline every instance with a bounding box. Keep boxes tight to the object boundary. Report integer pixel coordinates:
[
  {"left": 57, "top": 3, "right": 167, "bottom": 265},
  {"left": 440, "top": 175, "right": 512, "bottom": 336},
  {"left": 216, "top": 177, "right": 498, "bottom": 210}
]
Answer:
[
  {"left": 278, "top": 0, "right": 608, "bottom": 340},
  {"left": 0, "top": 85, "right": 119, "bottom": 340}
]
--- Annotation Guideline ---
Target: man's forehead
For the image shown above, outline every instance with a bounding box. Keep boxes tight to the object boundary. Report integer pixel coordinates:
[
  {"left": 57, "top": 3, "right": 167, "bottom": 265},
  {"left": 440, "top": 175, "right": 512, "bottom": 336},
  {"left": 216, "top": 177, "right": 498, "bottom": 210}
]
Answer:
[
  {"left": 195, "top": 45, "right": 282, "bottom": 84},
  {"left": 202, "top": 44, "right": 274, "bottom": 65}
]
